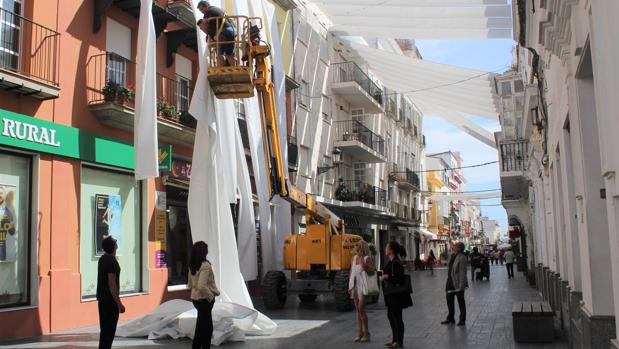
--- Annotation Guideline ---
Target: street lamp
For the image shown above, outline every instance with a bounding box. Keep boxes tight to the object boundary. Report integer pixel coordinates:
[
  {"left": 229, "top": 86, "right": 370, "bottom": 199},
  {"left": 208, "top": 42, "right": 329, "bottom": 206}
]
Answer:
[{"left": 317, "top": 148, "right": 342, "bottom": 175}]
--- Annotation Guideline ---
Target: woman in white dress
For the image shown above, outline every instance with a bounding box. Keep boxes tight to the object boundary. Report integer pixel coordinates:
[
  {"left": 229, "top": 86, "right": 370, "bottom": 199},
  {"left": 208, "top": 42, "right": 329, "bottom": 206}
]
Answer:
[{"left": 348, "top": 240, "right": 375, "bottom": 342}]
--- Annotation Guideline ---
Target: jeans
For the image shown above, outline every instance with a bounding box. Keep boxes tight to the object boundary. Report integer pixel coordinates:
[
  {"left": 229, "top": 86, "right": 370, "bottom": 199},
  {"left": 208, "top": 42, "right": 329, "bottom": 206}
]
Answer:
[
  {"left": 98, "top": 299, "right": 119, "bottom": 349},
  {"left": 446, "top": 291, "right": 466, "bottom": 323},
  {"left": 193, "top": 299, "right": 215, "bottom": 349},
  {"left": 506, "top": 263, "right": 514, "bottom": 278},
  {"left": 387, "top": 305, "right": 405, "bottom": 345}
]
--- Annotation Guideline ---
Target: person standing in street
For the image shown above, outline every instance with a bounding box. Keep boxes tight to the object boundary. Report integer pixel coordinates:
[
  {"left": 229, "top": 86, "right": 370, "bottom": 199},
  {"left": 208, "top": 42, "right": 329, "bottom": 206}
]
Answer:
[
  {"left": 469, "top": 247, "right": 482, "bottom": 282},
  {"left": 188, "top": 241, "right": 220, "bottom": 349},
  {"left": 504, "top": 247, "right": 516, "bottom": 279},
  {"left": 380, "top": 241, "right": 413, "bottom": 349},
  {"left": 441, "top": 242, "right": 468, "bottom": 326},
  {"left": 97, "top": 236, "right": 125, "bottom": 349},
  {"left": 427, "top": 249, "right": 436, "bottom": 276},
  {"left": 348, "top": 240, "right": 375, "bottom": 342}
]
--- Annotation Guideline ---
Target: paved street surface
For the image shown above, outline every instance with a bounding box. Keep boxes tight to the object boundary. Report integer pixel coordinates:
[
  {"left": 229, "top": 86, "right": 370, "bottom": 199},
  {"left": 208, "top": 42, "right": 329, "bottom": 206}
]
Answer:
[{"left": 0, "top": 266, "right": 567, "bottom": 349}]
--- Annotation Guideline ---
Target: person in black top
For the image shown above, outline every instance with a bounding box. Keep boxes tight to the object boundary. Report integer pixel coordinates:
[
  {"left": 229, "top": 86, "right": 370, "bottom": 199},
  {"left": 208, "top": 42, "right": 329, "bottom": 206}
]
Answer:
[
  {"left": 197, "top": 0, "right": 237, "bottom": 67},
  {"left": 469, "top": 246, "right": 482, "bottom": 282},
  {"left": 379, "top": 241, "right": 412, "bottom": 349},
  {"left": 97, "top": 236, "right": 125, "bottom": 349}
]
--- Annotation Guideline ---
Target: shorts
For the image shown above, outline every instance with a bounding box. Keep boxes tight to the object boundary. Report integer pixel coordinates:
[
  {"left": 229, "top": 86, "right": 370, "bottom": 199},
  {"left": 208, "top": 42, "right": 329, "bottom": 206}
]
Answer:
[{"left": 217, "top": 27, "right": 236, "bottom": 56}]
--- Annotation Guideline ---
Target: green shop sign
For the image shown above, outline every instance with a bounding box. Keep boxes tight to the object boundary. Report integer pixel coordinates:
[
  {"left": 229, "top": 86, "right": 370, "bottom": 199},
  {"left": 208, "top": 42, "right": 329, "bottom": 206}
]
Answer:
[{"left": 0, "top": 109, "right": 134, "bottom": 169}]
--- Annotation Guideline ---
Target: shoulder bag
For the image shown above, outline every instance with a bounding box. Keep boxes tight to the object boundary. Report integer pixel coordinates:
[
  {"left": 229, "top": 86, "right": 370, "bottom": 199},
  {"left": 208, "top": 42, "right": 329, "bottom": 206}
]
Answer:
[
  {"left": 382, "top": 260, "right": 413, "bottom": 296},
  {"left": 364, "top": 256, "right": 380, "bottom": 296}
]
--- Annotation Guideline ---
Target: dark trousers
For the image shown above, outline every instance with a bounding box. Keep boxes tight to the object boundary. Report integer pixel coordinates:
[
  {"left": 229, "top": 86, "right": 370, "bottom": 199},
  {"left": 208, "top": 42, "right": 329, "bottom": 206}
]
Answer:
[
  {"left": 387, "top": 305, "right": 405, "bottom": 345},
  {"left": 446, "top": 291, "right": 466, "bottom": 322},
  {"left": 506, "top": 263, "right": 514, "bottom": 278},
  {"left": 98, "top": 299, "right": 119, "bottom": 349},
  {"left": 193, "top": 299, "right": 215, "bottom": 349}
]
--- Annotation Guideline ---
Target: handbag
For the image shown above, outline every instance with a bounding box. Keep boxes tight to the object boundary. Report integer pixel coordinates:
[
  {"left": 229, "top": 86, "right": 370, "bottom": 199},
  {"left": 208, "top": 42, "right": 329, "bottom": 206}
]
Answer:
[
  {"left": 364, "top": 257, "right": 380, "bottom": 296},
  {"left": 382, "top": 260, "right": 413, "bottom": 296}
]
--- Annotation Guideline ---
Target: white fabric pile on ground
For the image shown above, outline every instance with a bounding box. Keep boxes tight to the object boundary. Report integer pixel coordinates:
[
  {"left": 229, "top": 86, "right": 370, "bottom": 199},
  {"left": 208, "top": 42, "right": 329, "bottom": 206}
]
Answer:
[{"left": 116, "top": 299, "right": 276, "bottom": 345}]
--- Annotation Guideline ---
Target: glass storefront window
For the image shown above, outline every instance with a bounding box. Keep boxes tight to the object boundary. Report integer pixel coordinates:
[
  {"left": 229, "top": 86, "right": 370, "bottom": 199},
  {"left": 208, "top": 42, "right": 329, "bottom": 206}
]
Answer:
[
  {"left": 0, "top": 151, "right": 31, "bottom": 308},
  {"left": 80, "top": 166, "right": 141, "bottom": 298},
  {"left": 166, "top": 205, "right": 192, "bottom": 286}
]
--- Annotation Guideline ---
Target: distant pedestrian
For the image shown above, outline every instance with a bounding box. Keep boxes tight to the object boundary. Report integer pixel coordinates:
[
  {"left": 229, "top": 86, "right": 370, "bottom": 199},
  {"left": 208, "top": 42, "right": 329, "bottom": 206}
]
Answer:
[
  {"left": 97, "top": 236, "right": 125, "bottom": 349},
  {"left": 441, "top": 242, "right": 468, "bottom": 327},
  {"left": 469, "top": 247, "right": 482, "bottom": 282},
  {"left": 348, "top": 240, "right": 375, "bottom": 342},
  {"left": 427, "top": 250, "right": 436, "bottom": 276},
  {"left": 498, "top": 250, "right": 505, "bottom": 265},
  {"left": 188, "top": 241, "right": 220, "bottom": 349},
  {"left": 380, "top": 241, "right": 413, "bottom": 349},
  {"left": 504, "top": 247, "right": 516, "bottom": 279}
]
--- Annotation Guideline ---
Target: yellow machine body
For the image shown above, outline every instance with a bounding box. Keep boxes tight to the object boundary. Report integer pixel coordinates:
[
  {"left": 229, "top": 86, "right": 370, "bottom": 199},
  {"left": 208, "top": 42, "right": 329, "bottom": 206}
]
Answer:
[{"left": 284, "top": 230, "right": 361, "bottom": 271}]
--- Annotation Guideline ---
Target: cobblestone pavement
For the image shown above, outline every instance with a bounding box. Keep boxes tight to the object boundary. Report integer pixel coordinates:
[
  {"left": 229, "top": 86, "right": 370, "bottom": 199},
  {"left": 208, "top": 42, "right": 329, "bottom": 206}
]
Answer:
[{"left": 1, "top": 265, "right": 568, "bottom": 349}]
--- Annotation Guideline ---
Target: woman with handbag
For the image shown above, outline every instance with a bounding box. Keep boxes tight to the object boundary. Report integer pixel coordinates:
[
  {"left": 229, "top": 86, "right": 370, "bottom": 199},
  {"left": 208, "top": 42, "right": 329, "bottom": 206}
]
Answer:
[
  {"left": 348, "top": 240, "right": 376, "bottom": 342},
  {"left": 380, "top": 241, "right": 413, "bottom": 349}
]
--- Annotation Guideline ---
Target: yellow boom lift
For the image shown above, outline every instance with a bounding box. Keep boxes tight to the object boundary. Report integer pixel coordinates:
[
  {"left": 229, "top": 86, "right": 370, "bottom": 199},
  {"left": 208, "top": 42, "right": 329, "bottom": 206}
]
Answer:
[{"left": 205, "top": 16, "right": 363, "bottom": 310}]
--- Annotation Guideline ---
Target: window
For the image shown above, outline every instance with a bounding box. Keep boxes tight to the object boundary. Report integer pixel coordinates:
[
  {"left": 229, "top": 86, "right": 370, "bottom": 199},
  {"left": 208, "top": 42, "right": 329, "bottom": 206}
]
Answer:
[
  {"left": 354, "top": 162, "right": 369, "bottom": 183},
  {"left": 500, "top": 81, "right": 512, "bottom": 96},
  {"left": 0, "top": 151, "right": 31, "bottom": 308},
  {"left": 514, "top": 79, "right": 524, "bottom": 93},
  {"left": 176, "top": 75, "right": 191, "bottom": 113},
  {"left": 298, "top": 80, "right": 310, "bottom": 108},
  {"left": 80, "top": 167, "right": 142, "bottom": 298},
  {"left": 0, "top": 0, "right": 23, "bottom": 71}
]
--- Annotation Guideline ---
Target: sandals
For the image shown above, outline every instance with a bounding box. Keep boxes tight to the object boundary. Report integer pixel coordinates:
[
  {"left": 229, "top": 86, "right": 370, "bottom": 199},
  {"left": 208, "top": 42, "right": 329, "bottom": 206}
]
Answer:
[{"left": 359, "top": 333, "right": 370, "bottom": 342}]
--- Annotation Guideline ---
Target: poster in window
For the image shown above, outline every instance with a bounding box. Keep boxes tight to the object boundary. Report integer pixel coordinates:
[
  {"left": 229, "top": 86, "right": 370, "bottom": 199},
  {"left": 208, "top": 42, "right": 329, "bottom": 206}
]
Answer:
[
  {"left": 94, "top": 194, "right": 122, "bottom": 255},
  {"left": 0, "top": 184, "right": 17, "bottom": 262}
]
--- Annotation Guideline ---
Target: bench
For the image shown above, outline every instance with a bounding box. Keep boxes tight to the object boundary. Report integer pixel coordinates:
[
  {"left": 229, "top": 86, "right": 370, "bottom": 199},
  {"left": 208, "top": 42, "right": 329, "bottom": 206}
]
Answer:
[{"left": 512, "top": 302, "right": 554, "bottom": 342}]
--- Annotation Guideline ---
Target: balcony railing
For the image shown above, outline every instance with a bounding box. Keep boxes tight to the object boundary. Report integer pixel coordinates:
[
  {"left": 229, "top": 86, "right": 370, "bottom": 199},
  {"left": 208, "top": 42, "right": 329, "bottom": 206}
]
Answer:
[
  {"left": 390, "top": 165, "right": 420, "bottom": 190},
  {"left": 332, "top": 61, "right": 383, "bottom": 106},
  {"left": 385, "top": 90, "right": 398, "bottom": 119},
  {"left": 87, "top": 52, "right": 195, "bottom": 128},
  {"left": 334, "top": 120, "right": 385, "bottom": 156},
  {"left": 500, "top": 140, "right": 528, "bottom": 172},
  {"left": 334, "top": 179, "right": 387, "bottom": 207},
  {"left": 0, "top": 8, "right": 59, "bottom": 85}
]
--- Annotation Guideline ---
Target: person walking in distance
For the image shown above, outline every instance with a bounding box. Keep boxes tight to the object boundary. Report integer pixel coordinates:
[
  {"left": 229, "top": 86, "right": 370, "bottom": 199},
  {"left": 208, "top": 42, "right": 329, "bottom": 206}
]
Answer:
[
  {"left": 427, "top": 249, "right": 436, "bottom": 276},
  {"left": 348, "top": 240, "right": 375, "bottom": 342},
  {"left": 380, "top": 241, "right": 413, "bottom": 348},
  {"left": 441, "top": 242, "right": 468, "bottom": 326},
  {"left": 469, "top": 247, "right": 482, "bottom": 282},
  {"left": 97, "top": 236, "right": 125, "bottom": 349},
  {"left": 188, "top": 241, "right": 220, "bottom": 349},
  {"left": 504, "top": 247, "right": 516, "bottom": 279}
]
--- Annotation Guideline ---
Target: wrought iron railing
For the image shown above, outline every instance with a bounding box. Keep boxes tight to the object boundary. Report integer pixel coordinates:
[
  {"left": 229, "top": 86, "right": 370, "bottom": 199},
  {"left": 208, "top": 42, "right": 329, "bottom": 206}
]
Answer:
[
  {"left": 0, "top": 8, "right": 60, "bottom": 85},
  {"left": 334, "top": 179, "right": 387, "bottom": 207},
  {"left": 385, "top": 89, "right": 398, "bottom": 119},
  {"left": 334, "top": 120, "right": 385, "bottom": 156},
  {"left": 87, "top": 52, "right": 136, "bottom": 107},
  {"left": 500, "top": 140, "right": 528, "bottom": 172},
  {"left": 331, "top": 61, "right": 383, "bottom": 106},
  {"left": 390, "top": 166, "right": 420, "bottom": 190}
]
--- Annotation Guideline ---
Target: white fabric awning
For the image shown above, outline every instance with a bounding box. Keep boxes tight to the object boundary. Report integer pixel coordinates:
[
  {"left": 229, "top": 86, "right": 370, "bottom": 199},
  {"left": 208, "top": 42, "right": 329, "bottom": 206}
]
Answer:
[
  {"left": 429, "top": 191, "right": 502, "bottom": 201},
  {"left": 343, "top": 41, "right": 500, "bottom": 147},
  {"left": 417, "top": 228, "right": 438, "bottom": 240},
  {"left": 305, "top": 0, "right": 513, "bottom": 39}
]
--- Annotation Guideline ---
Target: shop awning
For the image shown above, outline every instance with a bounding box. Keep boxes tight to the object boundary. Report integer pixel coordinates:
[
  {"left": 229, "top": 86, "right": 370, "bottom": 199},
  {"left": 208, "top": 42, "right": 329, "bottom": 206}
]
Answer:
[
  {"left": 304, "top": 0, "right": 513, "bottom": 40},
  {"left": 417, "top": 227, "right": 438, "bottom": 240},
  {"left": 342, "top": 41, "right": 500, "bottom": 147}
]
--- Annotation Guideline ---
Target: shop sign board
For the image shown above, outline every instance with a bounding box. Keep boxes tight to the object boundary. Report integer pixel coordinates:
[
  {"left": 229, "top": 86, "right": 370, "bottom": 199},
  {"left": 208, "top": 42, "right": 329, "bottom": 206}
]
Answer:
[
  {"left": 0, "top": 108, "right": 134, "bottom": 169},
  {"left": 158, "top": 145, "right": 172, "bottom": 172}
]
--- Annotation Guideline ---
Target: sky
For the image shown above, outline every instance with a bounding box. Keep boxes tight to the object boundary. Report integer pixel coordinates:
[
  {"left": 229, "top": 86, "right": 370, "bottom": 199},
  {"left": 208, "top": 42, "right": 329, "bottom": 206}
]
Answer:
[{"left": 415, "top": 39, "right": 515, "bottom": 237}]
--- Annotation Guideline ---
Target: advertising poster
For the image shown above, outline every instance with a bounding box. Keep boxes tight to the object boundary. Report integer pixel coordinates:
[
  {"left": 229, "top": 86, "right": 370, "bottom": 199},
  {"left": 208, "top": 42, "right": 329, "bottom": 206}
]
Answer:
[
  {"left": 0, "top": 184, "right": 17, "bottom": 262},
  {"left": 155, "top": 191, "right": 167, "bottom": 268},
  {"left": 94, "top": 194, "right": 122, "bottom": 256}
]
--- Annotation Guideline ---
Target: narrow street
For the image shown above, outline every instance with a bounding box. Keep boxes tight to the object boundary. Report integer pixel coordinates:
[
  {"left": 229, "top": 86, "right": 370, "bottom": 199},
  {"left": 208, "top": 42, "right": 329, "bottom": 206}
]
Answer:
[{"left": 1, "top": 267, "right": 566, "bottom": 349}]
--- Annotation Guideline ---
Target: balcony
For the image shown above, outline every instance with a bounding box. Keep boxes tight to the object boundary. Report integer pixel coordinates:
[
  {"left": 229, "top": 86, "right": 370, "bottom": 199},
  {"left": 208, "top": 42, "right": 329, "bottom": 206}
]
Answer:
[
  {"left": 499, "top": 140, "right": 528, "bottom": 173},
  {"left": 331, "top": 61, "right": 383, "bottom": 114},
  {"left": 389, "top": 164, "right": 420, "bottom": 191},
  {"left": 333, "top": 120, "right": 386, "bottom": 163},
  {"left": 166, "top": 0, "right": 195, "bottom": 27},
  {"left": 0, "top": 8, "right": 60, "bottom": 99},
  {"left": 384, "top": 89, "right": 398, "bottom": 120},
  {"left": 334, "top": 179, "right": 387, "bottom": 208},
  {"left": 87, "top": 52, "right": 196, "bottom": 148}
]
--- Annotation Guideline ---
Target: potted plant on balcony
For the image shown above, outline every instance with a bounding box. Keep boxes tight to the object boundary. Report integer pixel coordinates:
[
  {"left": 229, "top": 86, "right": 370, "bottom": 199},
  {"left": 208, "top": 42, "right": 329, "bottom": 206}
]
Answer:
[
  {"left": 117, "top": 83, "right": 135, "bottom": 106},
  {"left": 102, "top": 80, "right": 119, "bottom": 102},
  {"left": 158, "top": 97, "right": 181, "bottom": 122}
]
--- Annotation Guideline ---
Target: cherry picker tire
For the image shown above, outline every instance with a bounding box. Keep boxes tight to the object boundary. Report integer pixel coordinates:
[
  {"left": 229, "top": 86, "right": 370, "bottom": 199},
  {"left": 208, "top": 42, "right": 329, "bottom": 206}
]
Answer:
[
  {"left": 263, "top": 271, "right": 287, "bottom": 309},
  {"left": 298, "top": 294, "right": 318, "bottom": 302},
  {"left": 333, "top": 270, "right": 354, "bottom": 311}
]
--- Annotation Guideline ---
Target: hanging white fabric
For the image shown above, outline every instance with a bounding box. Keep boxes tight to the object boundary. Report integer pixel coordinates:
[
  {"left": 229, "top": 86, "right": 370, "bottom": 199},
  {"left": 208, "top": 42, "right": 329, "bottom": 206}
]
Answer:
[{"left": 133, "top": 0, "right": 159, "bottom": 180}]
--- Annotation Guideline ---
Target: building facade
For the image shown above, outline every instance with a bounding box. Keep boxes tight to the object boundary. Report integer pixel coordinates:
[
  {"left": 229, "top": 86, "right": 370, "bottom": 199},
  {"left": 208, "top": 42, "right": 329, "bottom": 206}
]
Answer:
[{"left": 497, "top": 1, "right": 619, "bottom": 347}]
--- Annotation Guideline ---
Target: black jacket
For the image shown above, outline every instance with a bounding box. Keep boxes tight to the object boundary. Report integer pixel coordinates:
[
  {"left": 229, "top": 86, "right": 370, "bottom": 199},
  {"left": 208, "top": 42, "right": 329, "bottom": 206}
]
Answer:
[{"left": 382, "top": 258, "right": 413, "bottom": 309}]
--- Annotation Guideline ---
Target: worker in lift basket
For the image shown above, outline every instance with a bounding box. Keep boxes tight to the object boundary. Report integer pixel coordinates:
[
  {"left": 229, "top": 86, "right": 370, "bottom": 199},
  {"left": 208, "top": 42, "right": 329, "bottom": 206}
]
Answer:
[{"left": 197, "top": 0, "right": 237, "bottom": 67}]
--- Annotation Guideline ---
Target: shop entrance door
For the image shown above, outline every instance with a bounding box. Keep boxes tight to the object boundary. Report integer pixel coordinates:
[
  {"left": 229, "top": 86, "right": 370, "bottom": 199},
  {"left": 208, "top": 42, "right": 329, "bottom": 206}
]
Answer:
[{"left": 166, "top": 185, "right": 193, "bottom": 286}]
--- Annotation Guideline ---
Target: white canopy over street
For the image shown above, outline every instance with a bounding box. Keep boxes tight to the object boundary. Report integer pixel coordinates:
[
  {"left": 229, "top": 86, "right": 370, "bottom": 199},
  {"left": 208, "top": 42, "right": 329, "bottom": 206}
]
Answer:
[
  {"left": 304, "top": 0, "right": 513, "bottom": 40},
  {"left": 429, "top": 191, "right": 502, "bottom": 201},
  {"left": 343, "top": 41, "right": 500, "bottom": 147}
]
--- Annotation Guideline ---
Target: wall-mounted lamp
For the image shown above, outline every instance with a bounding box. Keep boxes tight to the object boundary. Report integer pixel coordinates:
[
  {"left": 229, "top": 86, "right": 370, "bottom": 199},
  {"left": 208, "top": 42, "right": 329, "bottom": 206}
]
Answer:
[{"left": 317, "top": 148, "right": 342, "bottom": 175}]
